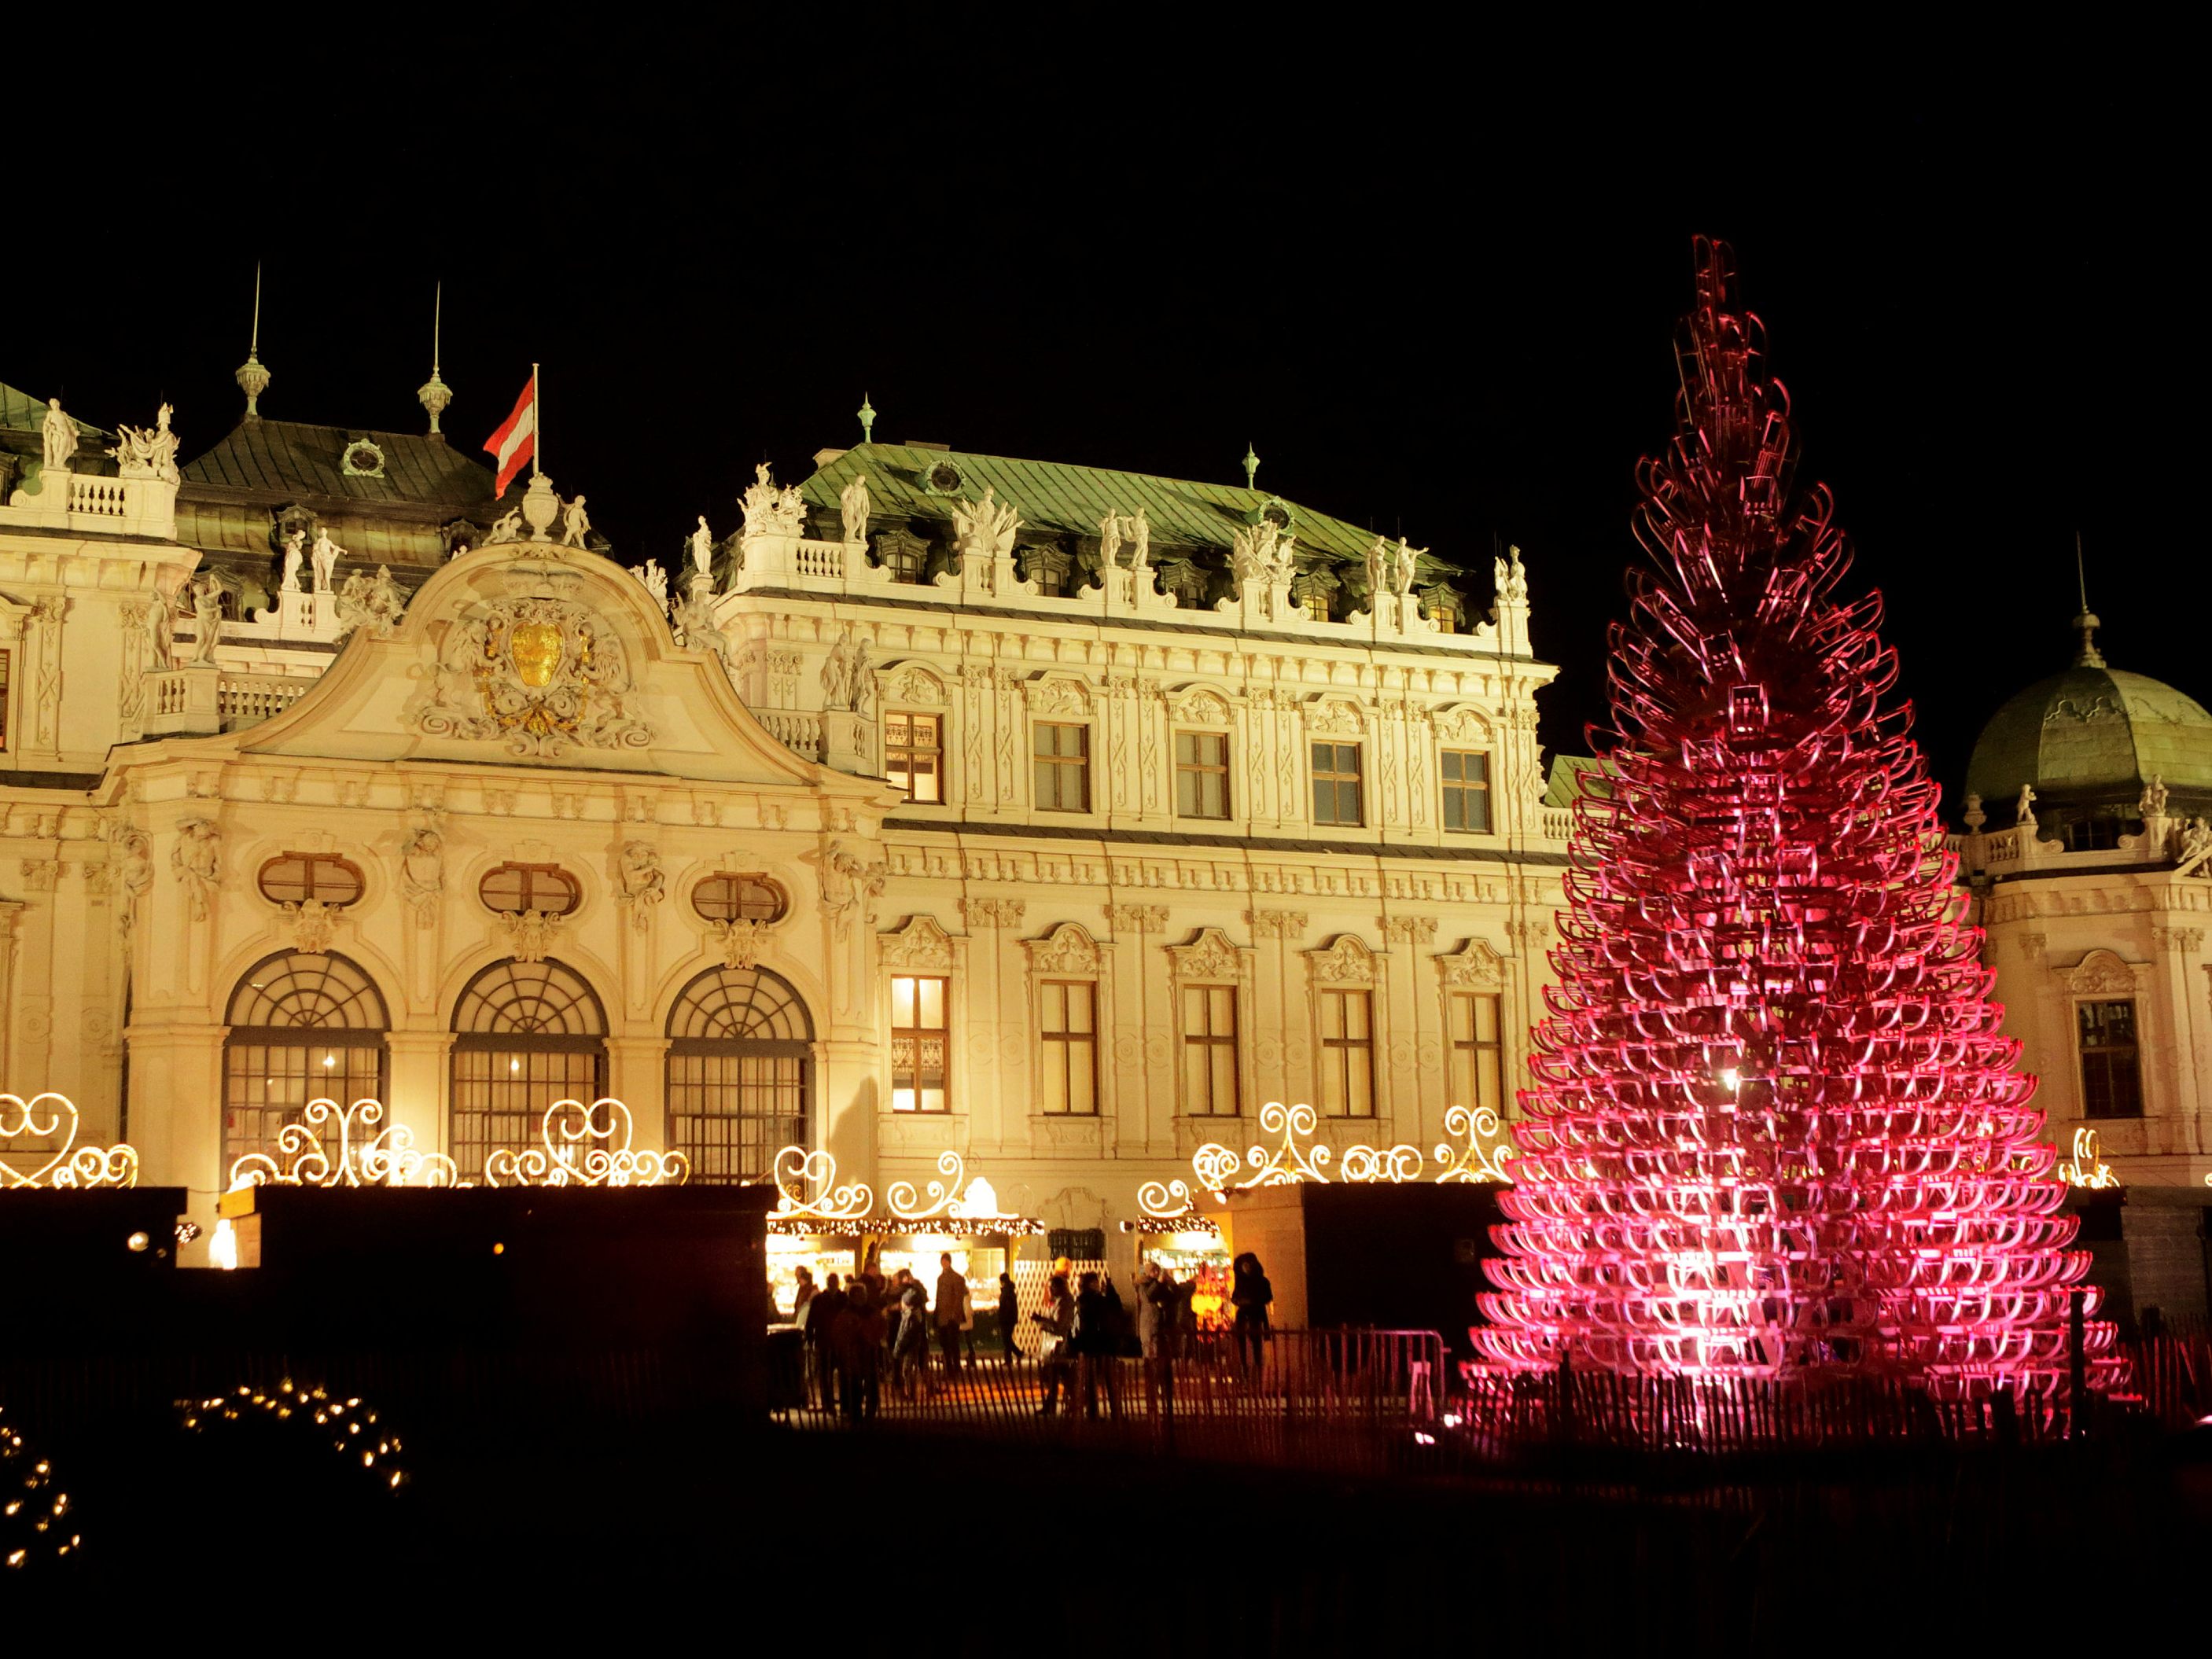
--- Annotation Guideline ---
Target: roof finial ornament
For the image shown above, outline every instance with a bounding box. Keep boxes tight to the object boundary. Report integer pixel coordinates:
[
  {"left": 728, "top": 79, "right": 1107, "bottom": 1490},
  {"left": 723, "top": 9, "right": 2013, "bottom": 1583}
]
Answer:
[
  {"left": 1242, "top": 440, "right": 1259, "bottom": 489},
  {"left": 418, "top": 281, "right": 452, "bottom": 437},
  {"left": 234, "top": 261, "right": 271, "bottom": 422},
  {"left": 857, "top": 392, "right": 876, "bottom": 444},
  {"left": 2073, "top": 529, "right": 2105, "bottom": 668}
]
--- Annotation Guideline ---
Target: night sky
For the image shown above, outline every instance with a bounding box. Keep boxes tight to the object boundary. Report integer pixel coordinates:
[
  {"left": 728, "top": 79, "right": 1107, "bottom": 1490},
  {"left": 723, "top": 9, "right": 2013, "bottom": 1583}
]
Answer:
[{"left": 21, "top": 25, "right": 2189, "bottom": 811}]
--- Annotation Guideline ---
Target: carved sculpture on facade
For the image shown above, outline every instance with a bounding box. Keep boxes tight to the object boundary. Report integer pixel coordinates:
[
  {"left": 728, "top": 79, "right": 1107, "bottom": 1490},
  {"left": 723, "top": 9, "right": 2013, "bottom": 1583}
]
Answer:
[
  {"left": 823, "top": 841, "right": 888, "bottom": 939},
  {"left": 333, "top": 565, "right": 406, "bottom": 638},
  {"left": 617, "top": 840, "right": 665, "bottom": 931},
  {"left": 171, "top": 817, "right": 220, "bottom": 921},
  {"left": 498, "top": 907, "right": 563, "bottom": 963},
  {"left": 187, "top": 574, "right": 223, "bottom": 664},
  {"left": 284, "top": 898, "right": 338, "bottom": 954},
  {"left": 108, "top": 403, "right": 179, "bottom": 482},
  {"left": 1491, "top": 543, "right": 1527, "bottom": 607},
  {"left": 639, "top": 559, "right": 668, "bottom": 609},
  {"left": 1305, "top": 933, "right": 1377, "bottom": 984},
  {"left": 147, "top": 593, "right": 173, "bottom": 668},
  {"left": 741, "top": 464, "right": 807, "bottom": 539},
  {"left": 2063, "top": 948, "right": 2142, "bottom": 998},
  {"left": 878, "top": 912, "right": 955, "bottom": 971},
  {"left": 560, "top": 495, "right": 591, "bottom": 549},
  {"left": 399, "top": 809, "right": 444, "bottom": 925},
  {"left": 840, "top": 473, "right": 870, "bottom": 545},
  {"left": 2140, "top": 773, "right": 2170, "bottom": 820},
  {"left": 954, "top": 487, "right": 1023, "bottom": 562},
  {"left": 709, "top": 916, "right": 768, "bottom": 969},
  {"left": 1364, "top": 536, "right": 1386, "bottom": 604},
  {"left": 1025, "top": 921, "right": 1102, "bottom": 977},
  {"left": 486, "top": 507, "right": 525, "bottom": 546},
  {"left": 821, "top": 631, "right": 854, "bottom": 712},
  {"left": 109, "top": 822, "right": 153, "bottom": 940},
  {"left": 279, "top": 528, "right": 305, "bottom": 593},
  {"left": 310, "top": 525, "right": 342, "bottom": 594},
  {"left": 848, "top": 635, "right": 874, "bottom": 719},
  {"left": 690, "top": 515, "right": 716, "bottom": 579},
  {"left": 416, "top": 594, "right": 652, "bottom": 759},
  {"left": 1391, "top": 538, "right": 1420, "bottom": 598},
  {"left": 2177, "top": 816, "right": 2212, "bottom": 877},
  {"left": 672, "top": 585, "right": 729, "bottom": 664},
  {"left": 41, "top": 398, "right": 75, "bottom": 473}
]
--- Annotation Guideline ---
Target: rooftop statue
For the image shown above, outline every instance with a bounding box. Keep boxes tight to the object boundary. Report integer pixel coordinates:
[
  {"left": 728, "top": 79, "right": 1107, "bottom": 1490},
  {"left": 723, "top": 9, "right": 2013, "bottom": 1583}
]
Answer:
[
  {"left": 742, "top": 462, "right": 806, "bottom": 538},
  {"left": 639, "top": 559, "right": 669, "bottom": 607},
  {"left": 334, "top": 565, "right": 407, "bottom": 639},
  {"left": 109, "top": 402, "right": 180, "bottom": 482},
  {"left": 310, "top": 525, "right": 342, "bottom": 594},
  {"left": 560, "top": 494, "right": 591, "bottom": 549},
  {"left": 188, "top": 573, "right": 223, "bottom": 664},
  {"left": 279, "top": 528, "right": 305, "bottom": 593},
  {"left": 690, "top": 515, "right": 715, "bottom": 579},
  {"left": 840, "top": 473, "right": 870, "bottom": 546},
  {"left": 953, "top": 487, "right": 1021, "bottom": 561},
  {"left": 485, "top": 507, "right": 525, "bottom": 545},
  {"left": 1393, "top": 538, "right": 1423, "bottom": 598},
  {"left": 41, "top": 397, "right": 75, "bottom": 473}
]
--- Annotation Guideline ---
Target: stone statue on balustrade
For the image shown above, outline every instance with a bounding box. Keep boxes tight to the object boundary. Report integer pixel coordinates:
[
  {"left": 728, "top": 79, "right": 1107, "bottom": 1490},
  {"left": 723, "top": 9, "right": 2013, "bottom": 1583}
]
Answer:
[
  {"left": 953, "top": 487, "right": 1022, "bottom": 561},
  {"left": 188, "top": 574, "right": 223, "bottom": 664},
  {"left": 639, "top": 559, "right": 668, "bottom": 609},
  {"left": 560, "top": 495, "right": 591, "bottom": 549},
  {"left": 108, "top": 403, "right": 180, "bottom": 483},
  {"left": 333, "top": 565, "right": 406, "bottom": 639},
  {"left": 280, "top": 528, "right": 305, "bottom": 593},
  {"left": 840, "top": 473, "right": 871, "bottom": 546},
  {"left": 1392, "top": 539, "right": 1421, "bottom": 598},
  {"left": 1126, "top": 506, "right": 1150, "bottom": 575},
  {"left": 41, "top": 398, "right": 75, "bottom": 473},
  {"left": 690, "top": 516, "right": 716, "bottom": 581},
  {"left": 1096, "top": 509, "right": 1122, "bottom": 570},
  {"left": 741, "top": 463, "right": 807, "bottom": 539},
  {"left": 2140, "top": 774, "right": 2170, "bottom": 820},
  {"left": 2177, "top": 817, "right": 2212, "bottom": 878},
  {"left": 671, "top": 586, "right": 729, "bottom": 663},
  {"left": 311, "top": 526, "right": 342, "bottom": 593},
  {"left": 1364, "top": 536, "right": 1386, "bottom": 603},
  {"left": 2015, "top": 785, "right": 2037, "bottom": 828}
]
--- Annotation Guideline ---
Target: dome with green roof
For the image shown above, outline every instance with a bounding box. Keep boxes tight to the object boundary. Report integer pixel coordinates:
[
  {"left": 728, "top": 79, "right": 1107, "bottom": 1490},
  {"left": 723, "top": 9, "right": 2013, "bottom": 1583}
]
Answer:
[{"left": 1964, "top": 609, "right": 2212, "bottom": 845}]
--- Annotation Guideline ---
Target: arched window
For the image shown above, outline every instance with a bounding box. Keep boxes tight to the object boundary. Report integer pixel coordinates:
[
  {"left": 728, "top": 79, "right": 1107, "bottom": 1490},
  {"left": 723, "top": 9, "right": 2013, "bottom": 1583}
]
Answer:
[
  {"left": 449, "top": 958, "right": 606, "bottom": 1180},
  {"left": 665, "top": 966, "right": 813, "bottom": 1185},
  {"left": 222, "top": 952, "right": 389, "bottom": 1175}
]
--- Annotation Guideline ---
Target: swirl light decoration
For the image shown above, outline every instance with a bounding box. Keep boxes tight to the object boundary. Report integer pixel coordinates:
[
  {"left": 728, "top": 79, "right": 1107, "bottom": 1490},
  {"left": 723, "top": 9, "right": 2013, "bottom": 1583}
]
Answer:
[
  {"left": 1477, "top": 237, "right": 2117, "bottom": 1396},
  {"left": 770, "top": 1145, "right": 874, "bottom": 1221},
  {"left": 484, "top": 1098, "right": 688, "bottom": 1187},
  {"left": 887, "top": 1150, "right": 966, "bottom": 1220},
  {"left": 2056, "top": 1128, "right": 2120, "bottom": 1191},
  {"left": 1, "top": 1092, "right": 138, "bottom": 1190},
  {"left": 1433, "top": 1105, "right": 1513, "bottom": 1186},
  {"left": 1339, "top": 1142, "right": 1426, "bottom": 1183},
  {"left": 227, "top": 1098, "right": 460, "bottom": 1191}
]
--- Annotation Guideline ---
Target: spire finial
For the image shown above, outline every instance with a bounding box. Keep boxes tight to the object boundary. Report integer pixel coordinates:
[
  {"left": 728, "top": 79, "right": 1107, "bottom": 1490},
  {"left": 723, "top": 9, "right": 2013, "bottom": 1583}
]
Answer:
[
  {"left": 2072, "top": 529, "right": 2105, "bottom": 667},
  {"left": 234, "top": 262, "right": 271, "bottom": 421},
  {"left": 1242, "top": 440, "right": 1259, "bottom": 489},
  {"left": 418, "top": 280, "right": 452, "bottom": 437},
  {"left": 857, "top": 392, "right": 876, "bottom": 443}
]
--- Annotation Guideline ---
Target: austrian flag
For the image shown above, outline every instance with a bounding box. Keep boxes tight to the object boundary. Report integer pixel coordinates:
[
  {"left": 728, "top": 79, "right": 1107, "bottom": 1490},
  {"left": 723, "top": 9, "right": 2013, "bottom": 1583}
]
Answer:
[{"left": 484, "top": 370, "right": 538, "bottom": 496}]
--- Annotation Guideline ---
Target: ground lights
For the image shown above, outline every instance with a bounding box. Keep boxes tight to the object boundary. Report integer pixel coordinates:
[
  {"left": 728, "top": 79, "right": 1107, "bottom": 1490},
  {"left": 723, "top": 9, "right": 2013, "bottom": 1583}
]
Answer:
[{"left": 1474, "top": 238, "right": 2118, "bottom": 1396}]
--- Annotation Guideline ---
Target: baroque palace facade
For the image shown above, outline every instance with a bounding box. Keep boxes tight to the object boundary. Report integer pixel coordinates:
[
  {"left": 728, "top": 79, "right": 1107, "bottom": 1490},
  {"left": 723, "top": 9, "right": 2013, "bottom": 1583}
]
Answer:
[{"left": 0, "top": 376, "right": 1571, "bottom": 1254}]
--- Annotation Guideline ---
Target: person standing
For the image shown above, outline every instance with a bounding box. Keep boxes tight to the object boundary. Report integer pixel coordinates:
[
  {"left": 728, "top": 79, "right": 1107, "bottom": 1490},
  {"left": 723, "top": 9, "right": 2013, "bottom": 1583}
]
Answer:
[
  {"left": 934, "top": 1252, "right": 969, "bottom": 1381},
  {"left": 1031, "top": 1274, "right": 1075, "bottom": 1414},
  {"left": 1072, "top": 1271, "right": 1110, "bottom": 1420},
  {"left": 809, "top": 1271, "right": 848, "bottom": 1414},
  {"left": 996, "top": 1272, "right": 1020, "bottom": 1365},
  {"left": 896, "top": 1281, "right": 930, "bottom": 1398},
  {"left": 1231, "top": 1253, "right": 1273, "bottom": 1377}
]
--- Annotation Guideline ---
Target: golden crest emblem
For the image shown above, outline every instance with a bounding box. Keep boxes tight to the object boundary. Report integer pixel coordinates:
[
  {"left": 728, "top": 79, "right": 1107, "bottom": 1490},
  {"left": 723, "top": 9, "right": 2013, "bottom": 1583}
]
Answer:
[{"left": 510, "top": 621, "right": 563, "bottom": 688}]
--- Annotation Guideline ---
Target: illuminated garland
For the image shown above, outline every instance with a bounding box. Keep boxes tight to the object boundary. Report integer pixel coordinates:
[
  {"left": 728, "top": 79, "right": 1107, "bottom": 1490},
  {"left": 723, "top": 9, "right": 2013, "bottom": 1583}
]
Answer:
[
  {"left": 483, "top": 1098, "right": 687, "bottom": 1187},
  {"left": 2057, "top": 1128, "right": 2119, "bottom": 1191},
  {"left": 2, "top": 1407, "right": 77, "bottom": 1571},
  {"left": 765, "top": 1146, "right": 1041, "bottom": 1235},
  {"left": 1, "top": 1092, "right": 138, "bottom": 1190},
  {"left": 770, "top": 1145, "right": 874, "bottom": 1221},
  {"left": 768, "top": 1214, "right": 1046, "bottom": 1238},
  {"left": 1141, "top": 1101, "right": 1515, "bottom": 1221},
  {"left": 1433, "top": 1105, "right": 1513, "bottom": 1186},
  {"left": 229, "top": 1097, "right": 459, "bottom": 1191},
  {"left": 178, "top": 1381, "right": 407, "bottom": 1493}
]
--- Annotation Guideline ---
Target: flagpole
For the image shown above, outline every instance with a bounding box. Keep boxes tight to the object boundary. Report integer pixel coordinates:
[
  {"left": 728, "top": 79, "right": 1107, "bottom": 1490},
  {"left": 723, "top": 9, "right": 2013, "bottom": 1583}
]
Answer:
[{"left": 532, "top": 361, "right": 542, "bottom": 480}]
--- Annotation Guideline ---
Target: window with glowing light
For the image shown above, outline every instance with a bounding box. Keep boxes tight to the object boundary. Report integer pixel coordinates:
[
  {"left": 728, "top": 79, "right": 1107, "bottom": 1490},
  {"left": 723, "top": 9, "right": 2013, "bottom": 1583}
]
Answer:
[
  {"left": 221, "top": 952, "right": 389, "bottom": 1177},
  {"left": 1038, "top": 980, "right": 1097, "bottom": 1115},
  {"left": 1317, "top": 988, "right": 1375, "bottom": 1117},
  {"left": 885, "top": 712, "right": 944, "bottom": 803},
  {"left": 448, "top": 958, "right": 606, "bottom": 1179},
  {"left": 1311, "top": 743, "right": 1364, "bottom": 827},
  {"left": 256, "top": 852, "right": 365, "bottom": 907},
  {"left": 666, "top": 966, "right": 812, "bottom": 1183},
  {"left": 1448, "top": 991, "right": 1503, "bottom": 1116},
  {"left": 1175, "top": 730, "right": 1231, "bottom": 820},
  {"left": 1440, "top": 750, "right": 1492, "bottom": 834},
  {"left": 1180, "top": 983, "right": 1239, "bottom": 1116},
  {"left": 890, "top": 974, "right": 949, "bottom": 1112},
  {"left": 2076, "top": 999, "right": 2143, "bottom": 1119},
  {"left": 1032, "top": 721, "right": 1090, "bottom": 812},
  {"left": 478, "top": 863, "right": 580, "bottom": 916}
]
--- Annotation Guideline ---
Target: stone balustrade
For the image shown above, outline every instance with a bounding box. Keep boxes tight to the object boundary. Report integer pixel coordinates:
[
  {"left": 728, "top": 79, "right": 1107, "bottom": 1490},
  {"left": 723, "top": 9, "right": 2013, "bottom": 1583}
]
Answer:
[
  {"left": 142, "top": 668, "right": 312, "bottom": 736},
  {"left": 755, "top": 708, "right": 823, "bottom": 761},
  {"left": 1, "top": 469, "right": 178, "bottom": 540}
]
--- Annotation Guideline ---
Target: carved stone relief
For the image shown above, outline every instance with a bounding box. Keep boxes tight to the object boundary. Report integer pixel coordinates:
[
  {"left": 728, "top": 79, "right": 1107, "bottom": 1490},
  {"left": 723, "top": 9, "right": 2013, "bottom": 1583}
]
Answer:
[
  {"left": 417, "top": 590, "right": 650, "bottom": 759},
  {"left": 1024, "top": 921, "right": 1102, "bottom": 977},
  {"left": 1304, "top": 932, "right": 1378, "bottom": 985},
  {"left": 878, "top": 914, "right": 955, "bottom": 973}
]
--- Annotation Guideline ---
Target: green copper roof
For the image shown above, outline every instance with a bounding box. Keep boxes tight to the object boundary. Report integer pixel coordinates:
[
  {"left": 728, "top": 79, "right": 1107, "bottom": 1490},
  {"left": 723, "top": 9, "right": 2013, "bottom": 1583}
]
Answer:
[
  {"left": 1544, "top": 754, "right": 1612, "bottom": 807},
  {"left": 801, "top": 442, "right": 1435, "bottom": 574},
  {"left": 1964, "top": 664, "right": 2212, "bottom": 806},
  {"left": 0, "top": 381, "right": 109, "bottom": 439}
]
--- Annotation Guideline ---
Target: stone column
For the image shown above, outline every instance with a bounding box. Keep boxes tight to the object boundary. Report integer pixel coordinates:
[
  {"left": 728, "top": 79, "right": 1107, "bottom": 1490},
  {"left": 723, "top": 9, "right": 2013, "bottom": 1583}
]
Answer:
[
  {"left": 383, "top": 1030, "right": 455, "bottom": 1157},
  {"left": 606, "top": 1035, "right": 673, "bottom": 1152},
  {"left": 124, "top": 1019, "right": 226, "bottom": 1243}
]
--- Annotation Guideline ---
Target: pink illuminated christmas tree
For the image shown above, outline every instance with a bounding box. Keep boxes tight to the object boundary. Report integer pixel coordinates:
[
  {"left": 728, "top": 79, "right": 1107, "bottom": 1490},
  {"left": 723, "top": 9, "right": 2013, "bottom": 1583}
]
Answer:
[{"left": 1476, "top": 238, "right": 2114, "bottom": 1396}]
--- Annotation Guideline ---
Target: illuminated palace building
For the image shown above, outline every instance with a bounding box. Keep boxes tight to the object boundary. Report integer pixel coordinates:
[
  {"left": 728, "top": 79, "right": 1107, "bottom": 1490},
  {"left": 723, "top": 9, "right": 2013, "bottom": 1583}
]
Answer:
[{"left": 0, "top": 368, "right": 1570, "bottom": 1264}]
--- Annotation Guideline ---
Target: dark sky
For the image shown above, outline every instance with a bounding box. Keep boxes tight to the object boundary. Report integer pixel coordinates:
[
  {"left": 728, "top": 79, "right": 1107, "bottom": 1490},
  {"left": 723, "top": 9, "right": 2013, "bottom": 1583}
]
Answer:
[{"left": 20, "top": 22, "right": 2191, "bottom": 813}]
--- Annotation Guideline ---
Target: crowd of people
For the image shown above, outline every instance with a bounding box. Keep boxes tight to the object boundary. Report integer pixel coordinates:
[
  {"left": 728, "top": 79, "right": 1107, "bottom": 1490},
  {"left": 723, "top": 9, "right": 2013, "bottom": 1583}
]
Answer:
[{"left": 783, "top": 1250, "right": 1275, "bottom": 1424}]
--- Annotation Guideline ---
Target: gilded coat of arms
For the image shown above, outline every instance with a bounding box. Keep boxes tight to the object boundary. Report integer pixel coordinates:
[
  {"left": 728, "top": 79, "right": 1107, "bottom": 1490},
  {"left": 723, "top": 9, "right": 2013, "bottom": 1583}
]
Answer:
[{"left": 418, "top": 594, "right": 651, "bottom": 758}]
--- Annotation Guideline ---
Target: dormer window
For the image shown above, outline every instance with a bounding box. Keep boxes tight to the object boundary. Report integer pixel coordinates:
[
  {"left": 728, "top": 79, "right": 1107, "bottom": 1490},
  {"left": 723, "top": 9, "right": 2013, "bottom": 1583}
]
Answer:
[{"left": 340, "top": 438, "right": 385, "bottom": 478}]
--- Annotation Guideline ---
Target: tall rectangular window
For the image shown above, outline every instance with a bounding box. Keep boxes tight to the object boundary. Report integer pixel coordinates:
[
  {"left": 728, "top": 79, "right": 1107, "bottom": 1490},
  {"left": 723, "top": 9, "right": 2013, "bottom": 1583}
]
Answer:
[
  {"left": 1180, "top": 983, "right": 1238, "bottom": 1116},
  {"left": 885, "top": 712, "right": 943, "bottom": 803},
  {"left": 1441, "top": 749, "right": 1492, "bottom": 833},
  {"left": 2078, "top": 999, "right": 2143, "bottom": 1118},
  {"left": 1033, "top": 722, "right": 1091, "bottom": 812},
  {"left": 890, "top": 974, "right": 949, "bottom": 1112},
  {"left": 1448, "top": 991, "right": 1503, "bottom": 1113},
  {"left": 1175, "top": 730, "right": 1231, "bottom": 819},
  {"left": 1317, "top": 988, "right": 1375, "bottom": 1117},
  {"left": 1312, "top": 742, "right": 1364, "bottom": 826},
  {"left": 1039, "top": 980, "right": 1098, "bottom": 1115}
]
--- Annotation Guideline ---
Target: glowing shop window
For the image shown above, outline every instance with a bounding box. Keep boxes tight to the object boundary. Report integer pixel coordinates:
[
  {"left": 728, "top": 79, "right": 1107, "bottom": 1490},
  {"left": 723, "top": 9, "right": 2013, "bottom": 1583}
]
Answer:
[{"left": 890, "top": 974, "right": 949, "bottom": 1113}]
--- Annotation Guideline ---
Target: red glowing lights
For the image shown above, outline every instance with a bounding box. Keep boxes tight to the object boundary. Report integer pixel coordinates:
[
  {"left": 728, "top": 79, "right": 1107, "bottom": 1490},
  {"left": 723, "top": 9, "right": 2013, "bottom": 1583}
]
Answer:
[{"left": 1475, "top": 239, "right": 2116, "bottom": 1396}]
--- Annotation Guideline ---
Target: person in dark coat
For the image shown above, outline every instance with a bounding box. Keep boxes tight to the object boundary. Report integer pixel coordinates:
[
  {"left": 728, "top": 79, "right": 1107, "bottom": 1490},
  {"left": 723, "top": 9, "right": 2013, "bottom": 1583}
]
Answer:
[
  {"left": 996, "top": 1272, "right": 1020, "bottom": 1364},
  {"left": 1231, "top": 1253, "right": 1273, "bottom": 1375},
  {"left": 1072, "top": 1271, "right": 1112, "bottom": 1419},
  {"left": 808, "top": 1272, "right": 848, "bottom": 1413}
]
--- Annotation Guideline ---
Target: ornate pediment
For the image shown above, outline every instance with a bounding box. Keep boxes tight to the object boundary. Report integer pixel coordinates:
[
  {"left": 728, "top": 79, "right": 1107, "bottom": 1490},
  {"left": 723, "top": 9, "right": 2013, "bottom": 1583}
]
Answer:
[
  {"left": 1305, "top": 697, "right": 1364, "bottom": 738},
  {"left": 1304, "top": 932, "right": 1377, "bottom": 985},
  {"left": 415, "top": 572, "right": 650, "bottom": 759},
  {"left": 2063, "top": 947, "right": 2145, "bottom": 998},
  {"left": 1168, "top": 926, "right": 1246, "bottom": 984},
  {"left": 879, "top": 913, "right": 956, "bottom": 972},
  {"left": 1169, "top": 686, "right": 1233, "bottom": 727},
  {"left": 1430, "top": 703, "right": 1493, "bottom": 746},
  {"left": 1025, "top": 674, "right": 1092, "bottom": 717},
  {"left": 886, "top": 661, "right": 948, "bottom": 706},
  {"left": 1436, "top": 936, "right": 1509, "bottom": 988},
  {"left": 1024, "top": 921, "right": 1102, "bottom": 977}
]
